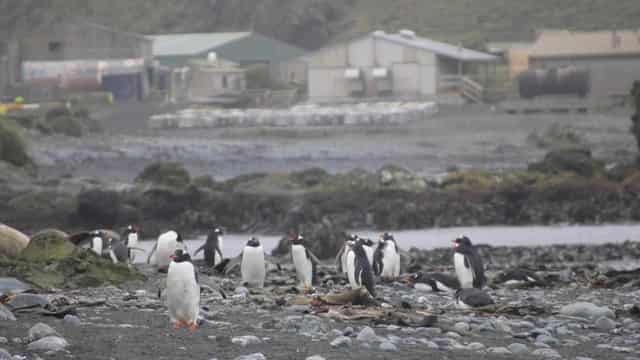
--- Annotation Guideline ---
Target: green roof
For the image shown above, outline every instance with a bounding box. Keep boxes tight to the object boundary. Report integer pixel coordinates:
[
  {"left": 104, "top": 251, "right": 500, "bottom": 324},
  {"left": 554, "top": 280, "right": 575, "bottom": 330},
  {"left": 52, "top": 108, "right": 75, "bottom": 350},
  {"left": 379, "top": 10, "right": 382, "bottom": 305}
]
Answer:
[
  {"left": 148, "top": 32, "right": 251, "bottom": 56},
  {"left": 148, "top": 32, "right": 306, "bottom": 67}
]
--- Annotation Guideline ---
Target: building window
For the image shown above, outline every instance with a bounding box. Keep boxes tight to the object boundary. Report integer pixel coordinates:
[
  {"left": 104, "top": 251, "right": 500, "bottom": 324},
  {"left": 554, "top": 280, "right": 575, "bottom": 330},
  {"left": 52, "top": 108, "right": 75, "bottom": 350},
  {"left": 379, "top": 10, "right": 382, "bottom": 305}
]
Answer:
[
  {"left": 48, "top": 41, "right": 62, "bottom": 53},
  {"left": 222, "top": 75, "right": 228, "bottom": 88}
]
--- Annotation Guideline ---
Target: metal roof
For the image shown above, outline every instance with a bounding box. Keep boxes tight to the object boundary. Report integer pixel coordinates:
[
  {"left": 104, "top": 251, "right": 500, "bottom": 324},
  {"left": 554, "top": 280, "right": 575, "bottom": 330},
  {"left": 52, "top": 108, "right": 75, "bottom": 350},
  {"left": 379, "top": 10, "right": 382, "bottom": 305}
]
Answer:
[
  {"left": 373, "top": 32, "right": 496, "bottom": 62},
  {"left": 148, "top": 32, "right": 252, "bottom": 56}
]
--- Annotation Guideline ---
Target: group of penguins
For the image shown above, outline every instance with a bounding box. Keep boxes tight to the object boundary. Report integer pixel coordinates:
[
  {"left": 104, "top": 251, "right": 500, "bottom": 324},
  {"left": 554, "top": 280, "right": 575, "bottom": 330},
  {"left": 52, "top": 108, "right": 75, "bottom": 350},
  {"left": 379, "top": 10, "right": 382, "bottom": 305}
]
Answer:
[{"left": 76, "top": 226, "right": 514, "bottom": 332}]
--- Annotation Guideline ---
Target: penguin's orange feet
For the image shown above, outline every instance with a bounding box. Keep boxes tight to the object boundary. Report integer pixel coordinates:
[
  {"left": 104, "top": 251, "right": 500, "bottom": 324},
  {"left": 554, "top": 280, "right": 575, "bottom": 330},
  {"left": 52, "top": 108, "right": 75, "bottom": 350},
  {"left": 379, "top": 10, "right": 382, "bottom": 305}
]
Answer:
[
  {"left": 187, "top": 321, "right": 197, "bottom": 332},
  {"left": 173, "top": 320, "right": 183, "bottom": 329}
]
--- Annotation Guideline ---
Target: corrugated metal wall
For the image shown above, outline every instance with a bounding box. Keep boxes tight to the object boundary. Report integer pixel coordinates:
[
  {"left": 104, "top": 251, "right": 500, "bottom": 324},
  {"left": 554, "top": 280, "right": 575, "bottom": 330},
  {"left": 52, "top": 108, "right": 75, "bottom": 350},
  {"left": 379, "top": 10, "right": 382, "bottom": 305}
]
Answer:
[{"left": 306, "top": 35, "right": 438, "bottom": 102}]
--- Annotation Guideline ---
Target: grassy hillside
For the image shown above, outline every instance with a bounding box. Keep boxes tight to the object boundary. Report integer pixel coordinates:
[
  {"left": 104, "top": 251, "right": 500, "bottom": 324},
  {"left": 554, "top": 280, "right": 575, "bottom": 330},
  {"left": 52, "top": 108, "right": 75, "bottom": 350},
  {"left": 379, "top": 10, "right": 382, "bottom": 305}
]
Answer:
[{"left": 2, "top": 0, "right": 640, "bottom": 49}]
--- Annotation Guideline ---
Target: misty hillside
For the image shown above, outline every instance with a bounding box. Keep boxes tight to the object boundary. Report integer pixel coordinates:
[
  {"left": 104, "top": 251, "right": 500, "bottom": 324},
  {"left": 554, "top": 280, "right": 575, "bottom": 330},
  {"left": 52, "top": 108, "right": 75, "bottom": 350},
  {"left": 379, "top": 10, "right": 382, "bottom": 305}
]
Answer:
[{"left": 2, "top": 0, "right": 640, "bottom": 49}]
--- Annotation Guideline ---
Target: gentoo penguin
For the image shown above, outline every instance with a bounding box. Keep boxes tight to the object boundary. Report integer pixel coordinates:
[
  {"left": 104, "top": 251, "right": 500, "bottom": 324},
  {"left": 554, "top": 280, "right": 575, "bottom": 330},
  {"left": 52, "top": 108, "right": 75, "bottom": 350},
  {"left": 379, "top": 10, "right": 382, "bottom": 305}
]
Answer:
[
  {"left": 194, "top": 227, "right": 224, "bottom": 267},
  {"left": 335, "top": 234, "right": 358, "bottom": 275},
  {"left": 240, "top": 237, "right": 266, "bottom": 288},
  {"left": 455, "top": 288, "right": 494, "bottom": 309},
  {"left": 290, "top": 234, "right": 320, "bottom": 291},
  {"left": 147, "top": 230, "right": 187, "bottom": 272},
  {"left": 122, "top": 225, "right": 140, "bottom": 263},
  {"left": 89, "top": 230, "right": 104, "bottom": 257},
  {"left": 346, "top": 238, "right": 376, "bottom": 297},
  {"left": 361, "top": 238, "right": 376, "bottom": 268},
  {"left": 453, "top": 236, "right": 486, "bottom": 289},
  {"left": 166, "top": 249, "right": 200, "bottom": 331},
  {"left": 493, "top": 268, "right": 545, "bottom": 288},
  {"left": 406, "top": 272, "right": 461, "bottom": 293},
  {"left": 373, "top": 232, "right": 401, "bottom": 279}
]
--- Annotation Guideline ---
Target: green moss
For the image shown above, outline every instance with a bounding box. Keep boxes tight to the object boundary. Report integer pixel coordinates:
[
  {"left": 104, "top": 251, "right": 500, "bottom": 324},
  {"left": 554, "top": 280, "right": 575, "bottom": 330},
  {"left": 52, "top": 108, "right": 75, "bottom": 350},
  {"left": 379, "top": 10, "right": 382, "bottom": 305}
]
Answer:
[
  {"left": 441, "top": 170, "right": 499, "bottom": 191},
  {"left": 136, "top": 161, "right": 191, "bottom": 188},
  {"left": 20, "top": 229, "right": 75, "bottom": 262},
  {"left": 0, "top": 118, "right": 31, "bottom": 167}
]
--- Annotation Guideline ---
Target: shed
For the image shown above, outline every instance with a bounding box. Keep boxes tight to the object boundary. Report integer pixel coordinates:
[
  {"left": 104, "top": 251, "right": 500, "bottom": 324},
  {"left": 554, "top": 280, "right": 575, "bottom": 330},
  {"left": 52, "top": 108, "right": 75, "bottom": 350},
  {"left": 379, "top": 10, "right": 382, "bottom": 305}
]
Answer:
[
  {"left": 526, "top": 29, "right": 640, "bottom": 99},
  {"left": 300, "top": 30, "right": 496, "bottom": 103},
  {"left": 148, "top": 31, "right": 306, "bottom": 83}
]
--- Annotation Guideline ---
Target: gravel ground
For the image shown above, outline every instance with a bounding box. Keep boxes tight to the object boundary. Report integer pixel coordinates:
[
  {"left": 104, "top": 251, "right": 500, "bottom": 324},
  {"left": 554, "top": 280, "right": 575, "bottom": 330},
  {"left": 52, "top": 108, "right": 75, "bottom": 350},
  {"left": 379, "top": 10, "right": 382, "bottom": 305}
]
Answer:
[{"left": 2, "top": 256, "right": 640, "bottom": 360}]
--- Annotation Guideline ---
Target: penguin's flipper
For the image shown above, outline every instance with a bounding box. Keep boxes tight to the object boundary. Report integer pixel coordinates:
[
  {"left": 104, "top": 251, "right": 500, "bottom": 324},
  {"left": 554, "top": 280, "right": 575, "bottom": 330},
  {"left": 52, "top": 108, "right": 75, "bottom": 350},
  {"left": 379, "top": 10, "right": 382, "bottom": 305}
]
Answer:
[
  {"left": 356, "top": 258, "right": 376, "bottom": 297},
  {"left": 128, "top": 247, "right": 146, "bottom": 253},
  {"left": 466, "top": 251, "right": 487, "bottom": 288},
  {"left": 334, "top": 246, "right": 345, "bottom": 272},
  {"left": 373, "top": 247, "right": 384, "bottom": 276},
  {"left": 109, "top": 249, "right": 118, "bottom": 264},
  {"left": 224, "top": 253, "right": 243, "bottom": 275},
  {"left": 194, "top": 244, "right": 206, "bottom": 256},
  {"left": 264, "top": 254, "right": 283, "bottom": 271},
  {"left": 147, "top": 242, "right": 158, "bottom": 264},
  {"left": 215, "top": 246, "right": 223, "bottom": 262},
  {"left": 305, "top": 249, "right": 321, "bottom": 265}
]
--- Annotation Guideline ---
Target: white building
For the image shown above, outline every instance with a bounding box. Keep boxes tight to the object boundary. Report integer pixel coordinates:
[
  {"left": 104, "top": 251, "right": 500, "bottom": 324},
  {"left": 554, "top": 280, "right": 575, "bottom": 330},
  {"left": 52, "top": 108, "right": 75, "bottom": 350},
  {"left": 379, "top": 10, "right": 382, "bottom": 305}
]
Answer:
[{"left": 300, "top": 30, "right": 496, "bottom": 103}]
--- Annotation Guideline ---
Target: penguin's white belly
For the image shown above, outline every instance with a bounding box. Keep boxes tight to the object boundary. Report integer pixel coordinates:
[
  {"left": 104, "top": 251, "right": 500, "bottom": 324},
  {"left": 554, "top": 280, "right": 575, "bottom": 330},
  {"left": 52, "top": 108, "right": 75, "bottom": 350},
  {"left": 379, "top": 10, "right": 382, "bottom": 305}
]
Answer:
[
  {"left": 215, "top": 236, "right": 224, "bottom": 264},
  {"left": 381, "top": 243, "right": 400, "bottom": 278},
  {"left": 127, "top": 234, "right": 138, "bottom": 261},
  {"left": 454, "top": 253, "right": 474, "bottom": 288},
  {"left": 455, "top": 298, "right": 472, "bottom": 310},
  {"left": 363, "top": 245, "right": 375, "bottom": 268},
  {"left": 241, "top": 246, "right": 265, "bottom": 288},
  {"left": 91, "top": 237, "right": 103, "bottom": 256},
  {"left": 166, "top": 262, "right": 200, "bottom": 323},
  {"left": 291, "top": 244, "right": 313, "bottom": 287},
  {"left": 346, "top": 250, "right": 360, "bottom": 290},
  {"left": 156, "top": 231, "right": 182, "bottom": 269},
  {"left": 435, "top": 280, "right": 455, "bottom": 293}
]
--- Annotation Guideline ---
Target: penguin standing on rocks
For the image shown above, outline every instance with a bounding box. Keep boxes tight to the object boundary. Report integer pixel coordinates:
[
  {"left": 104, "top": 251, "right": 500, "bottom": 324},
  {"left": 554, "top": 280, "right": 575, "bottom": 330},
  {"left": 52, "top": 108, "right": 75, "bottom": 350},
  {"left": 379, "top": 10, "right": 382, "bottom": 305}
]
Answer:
[
  {"left": 148, "top": 230, "right": 187, "bottom": 273},
  {"left": 373, "top": 232, "right": 401, "bottom": 279},
  {"left": 455, "top": 288, "right": 494, "bottom": 309},
  {"left": 89, "top": 230, "right": 105, "bottom": 257},
  {"left": 453, "top": 236, "right": 486, "bottom": 289},
  {"left": 290, "top": 234, "right": 320, "bottom": 291},
  {"left": 239, "top": 237, "right": 266, "bottom": 288},
  {"left": 335, "top": 234, "right": 358, "bottom": 275},
  {"left": 405, "top": 272, "right": 461, "bottom": 293},
  {"left": 166, "top": 249, "right": 200, "bottom": 331},
  {"left": 123, "top": 225, "right": 140, "bottom": 263},
  {"left": 346, "top": 238, "right": 376, "bottom": 297},
  {"left": 194, "top": 227, "right": 224, "bottom": 267},
  {"left": 361, "top": 238, "right": 376, "bottom": 268}
]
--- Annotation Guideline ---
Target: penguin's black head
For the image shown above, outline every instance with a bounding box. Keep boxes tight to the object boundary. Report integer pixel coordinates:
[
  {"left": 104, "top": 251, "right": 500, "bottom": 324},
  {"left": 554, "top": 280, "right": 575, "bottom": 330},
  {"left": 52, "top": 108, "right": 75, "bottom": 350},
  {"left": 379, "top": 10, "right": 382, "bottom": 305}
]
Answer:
[
  {"left": 347, "top": 234, "right": 359, "bottom": 242},
  {"left": 382, "top": 232, "right": 394, "bottom": 241},
  {"left": 453, "top": 236, "right": 472, "bottom": 248},
  {"left": 176, "top": 232, "right": 184, "bottom": 243},
  {"left": 362, "top": 238, "right": 375, "bottom": 247},
  {"left": 125, "top": 225, "right": 138, "bottom": 234},
  {"left": 247, "top": 237, "right": 261, "bottom": 247},
  {"left": 290, "top": 234, "right": 304, "bottom": 245},
  {"left": 171, "top": 249, "right": 192, "bottom": 262},
  {"left": 213, "top": 227, "right": 224, "bottom": 235}
]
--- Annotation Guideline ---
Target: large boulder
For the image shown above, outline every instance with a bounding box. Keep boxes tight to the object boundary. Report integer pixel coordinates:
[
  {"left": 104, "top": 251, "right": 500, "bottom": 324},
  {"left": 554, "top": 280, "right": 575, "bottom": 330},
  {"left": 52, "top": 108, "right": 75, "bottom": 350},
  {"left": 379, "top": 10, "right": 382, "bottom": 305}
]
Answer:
[
  {"left": 377, "top": 164, "right": 427, "bottom": 192},
  {"left": 20, "top": 229, "right": 73, "bottom": 262},
  {"left": 0, "top": 224, "right": 29, "bottom": 257},
  {"left": 135, "top": 161, "right": 191, "bottom": 188},
  {"left": 0, "top": 119, "right": 31, "bottom": 167},
  {"left": 272, "top": 218, "right": 345, "bottom": 259},
  {"left": 528, "top": 148, "right": 602, "bottom": 177}
]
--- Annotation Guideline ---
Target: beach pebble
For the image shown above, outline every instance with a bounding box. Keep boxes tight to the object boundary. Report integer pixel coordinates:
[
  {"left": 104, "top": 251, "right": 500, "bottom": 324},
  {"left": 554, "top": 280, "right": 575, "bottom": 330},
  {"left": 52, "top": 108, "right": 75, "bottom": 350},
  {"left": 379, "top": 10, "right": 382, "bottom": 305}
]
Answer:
[
  {"left": 234, "top": 354, "right": 266, "bottom": 360},
  {"left": 0, "top": 348, "right": 10, "bottom": 360},
  {"left": 454, "top": 322, "right": 470, "bottom": 333},
  {"left": 536, "top": 335, "right": 560, "bottom": 346},
  {"left": 532, "top": 348, "right": 562, "bottom": 358},
  {"left": 487, "top": 347, "right": 512, "bottom": 355},
  {"left": 28, "top": 323, "right": 59, "bottom": 342},
  {"left": 0, "top": 338, "right": 6, "bottom": 344},
  {"left": 342, "top": 327, "right": 354, "bottom": 336},
  {"left": 305, "top": 356, "right": 325, "bottom": 360},
  {"left": 594, "top": 316, "right": 616, "bottom": 331},
  {"left": 0, "top": 305, "right": 14, "bottom": 321},
  {"left": 559, "top": 302, "right": 614, "bottom": 320},
  {"left": 467, "top": 342, "right": 485, "bottom": 351},
  {"left": 232, "top": 336, "right": 262, "bottom": 347},
  {"left": 356, "top": 326, "right": 379, "bottom": 343},
  {"left": 27, "top": 336, "right": 69, "bottom": 353},
  {"left": 379, "top": 341, "right": 398, "bottom": 352},
  {"left": 330, "top": 336, "right": 352, "bottom": 348},
  {"left": 508, "top": 343, "right": 529, "bottom": 354},
  {"left": 64, "top": 315, "right": 81, "bottom": 326}
]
